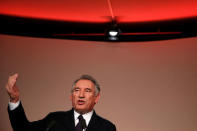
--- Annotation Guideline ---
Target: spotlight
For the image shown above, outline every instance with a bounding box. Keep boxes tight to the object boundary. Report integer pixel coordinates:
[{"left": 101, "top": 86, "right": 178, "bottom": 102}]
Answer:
[
  {"left": 109, "top": 30, "right": 119, "bottom": 37},
  {"left": 107, "top": 28, "right": 121, "bottom": 41}
]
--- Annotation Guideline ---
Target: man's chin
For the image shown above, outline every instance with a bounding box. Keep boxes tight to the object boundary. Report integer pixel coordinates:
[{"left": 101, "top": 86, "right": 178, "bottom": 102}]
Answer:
[{"left": 75, "top": 107, "right": 88, "bottom": 114}]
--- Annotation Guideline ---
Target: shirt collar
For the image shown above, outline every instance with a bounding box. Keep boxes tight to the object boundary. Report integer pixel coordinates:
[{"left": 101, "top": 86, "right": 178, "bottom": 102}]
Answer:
[{"left": 74, "top": 110, "right": 94, "bottom": 126}]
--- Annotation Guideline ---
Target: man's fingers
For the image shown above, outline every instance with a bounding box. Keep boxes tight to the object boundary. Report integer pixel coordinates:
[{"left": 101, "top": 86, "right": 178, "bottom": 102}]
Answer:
[
  {"left": 9, "top": 73, "right": 19, "bottom": 81},
  {"left": 8, "top": 73, "right": 19, "bottom": 87},
  {"left": 13, "top": 73, "right": 19, "bottom": 80},
  {"left": 6, "top": 73, "right": 19, "bottom": 93}
]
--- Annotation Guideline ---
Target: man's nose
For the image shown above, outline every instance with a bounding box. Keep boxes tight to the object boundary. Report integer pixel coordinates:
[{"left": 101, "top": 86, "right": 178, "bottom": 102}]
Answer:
[{"left": 79, "top": 90, "right": 85, "bottom": 98}]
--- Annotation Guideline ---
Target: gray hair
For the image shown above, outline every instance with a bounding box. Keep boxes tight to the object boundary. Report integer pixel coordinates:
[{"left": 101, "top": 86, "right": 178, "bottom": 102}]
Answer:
[{"left": 72, "top": 75, "right": 100, "bottom": 96}]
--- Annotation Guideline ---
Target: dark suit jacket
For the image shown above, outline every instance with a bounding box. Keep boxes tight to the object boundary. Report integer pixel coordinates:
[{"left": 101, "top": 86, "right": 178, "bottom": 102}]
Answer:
[{"left": 8, "top": 102, "right": 116, "bottom": 131}]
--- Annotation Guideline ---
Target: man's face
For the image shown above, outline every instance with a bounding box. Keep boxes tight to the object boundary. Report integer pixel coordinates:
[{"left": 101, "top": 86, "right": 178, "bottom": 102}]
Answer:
[{"left": 70, "top": 79, "right": 100, "bottom": 114}]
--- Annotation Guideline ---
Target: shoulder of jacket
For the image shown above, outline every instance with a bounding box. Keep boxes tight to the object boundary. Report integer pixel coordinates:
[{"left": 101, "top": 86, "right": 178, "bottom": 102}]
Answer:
[
  {"left": 94, "top": 113, "right": 116, "bottom": 127},
  {"left": 46, "top": 109, "right": 72, "bottom": 119}
]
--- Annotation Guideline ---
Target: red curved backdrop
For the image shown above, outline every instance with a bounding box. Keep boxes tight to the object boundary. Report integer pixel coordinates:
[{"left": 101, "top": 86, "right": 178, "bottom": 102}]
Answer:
[{"left": 1, "top": 0, "right": 197, "bottom": 22}]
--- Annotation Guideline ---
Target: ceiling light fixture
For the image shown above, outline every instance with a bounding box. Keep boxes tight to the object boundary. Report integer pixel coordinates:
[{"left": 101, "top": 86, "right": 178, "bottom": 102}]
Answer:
[
  {"left": 107, "top": 26, "right": 121, "bottom": 41},
  {"left": 106, "top": 0, "right": 121, "bottom": 41},
  {"left": 109, "top": 30, "right": 118, "bottom": 36}
]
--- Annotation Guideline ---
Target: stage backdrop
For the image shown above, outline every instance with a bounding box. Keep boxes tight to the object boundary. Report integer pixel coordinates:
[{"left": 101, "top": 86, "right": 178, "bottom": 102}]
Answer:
[{"left": 0, "top": 34, "right": 197, "bottom": 131}]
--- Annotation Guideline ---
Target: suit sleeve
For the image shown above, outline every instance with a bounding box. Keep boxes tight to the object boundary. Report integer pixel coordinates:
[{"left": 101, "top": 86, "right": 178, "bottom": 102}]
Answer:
[
  {"left": 112, "top": 123, "right": 116, "bottom": 131},
  {"left": 8, "top": 102, "right": 47, "bottom": 131}
]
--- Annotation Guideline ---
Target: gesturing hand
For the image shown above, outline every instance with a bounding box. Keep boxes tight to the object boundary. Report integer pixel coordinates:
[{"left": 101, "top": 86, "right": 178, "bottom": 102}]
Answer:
[{"left": 5, "top": 73, "right": 20, "bottom": 103}]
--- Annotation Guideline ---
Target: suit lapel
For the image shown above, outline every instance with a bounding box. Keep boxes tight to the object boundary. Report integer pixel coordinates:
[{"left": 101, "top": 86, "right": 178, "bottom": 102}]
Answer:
[{"left": 86, "top": 111, "right": 100, "bottom": 131}]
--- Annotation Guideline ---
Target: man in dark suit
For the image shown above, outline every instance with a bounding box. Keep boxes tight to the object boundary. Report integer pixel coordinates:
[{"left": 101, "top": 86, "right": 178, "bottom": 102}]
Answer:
[{"left": 6, "top": 73, "right": 116, "bottom": 131}]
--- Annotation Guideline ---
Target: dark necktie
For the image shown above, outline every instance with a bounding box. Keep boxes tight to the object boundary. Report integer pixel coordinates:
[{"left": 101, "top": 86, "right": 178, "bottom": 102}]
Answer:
[{"left": 76, "top": 115, "right": 87, "bottom": 131}]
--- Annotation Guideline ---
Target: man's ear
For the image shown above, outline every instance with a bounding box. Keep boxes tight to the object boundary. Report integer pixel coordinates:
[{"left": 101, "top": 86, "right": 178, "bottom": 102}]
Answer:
[{"left": 95, "top": 93, "right": 100, "bottom": 104}]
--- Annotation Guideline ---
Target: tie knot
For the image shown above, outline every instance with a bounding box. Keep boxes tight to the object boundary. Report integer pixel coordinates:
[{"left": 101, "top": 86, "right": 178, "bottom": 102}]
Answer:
[{"left": 78, "top": 115, "right": 83, "bottom": 121}]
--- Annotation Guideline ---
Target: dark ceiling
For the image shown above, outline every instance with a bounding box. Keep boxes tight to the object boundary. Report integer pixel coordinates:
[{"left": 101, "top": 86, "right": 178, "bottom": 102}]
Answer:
[{"left": 1, "top": 0, "right": 197, "bottom": 41}]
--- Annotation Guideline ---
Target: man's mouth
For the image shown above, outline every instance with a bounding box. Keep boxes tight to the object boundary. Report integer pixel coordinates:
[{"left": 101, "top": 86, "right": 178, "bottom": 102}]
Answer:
[{"left": 77, "top": 100, "right": 85, "bottom": 105}]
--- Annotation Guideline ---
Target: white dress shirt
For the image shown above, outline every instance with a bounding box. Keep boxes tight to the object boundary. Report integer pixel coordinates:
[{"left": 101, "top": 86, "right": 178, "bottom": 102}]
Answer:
[
  {"left": 74, "top": 110, "right": 93, "bottom": 130},
  {"left": 9, "top": 101, "right": 20, "bottom": 110}
]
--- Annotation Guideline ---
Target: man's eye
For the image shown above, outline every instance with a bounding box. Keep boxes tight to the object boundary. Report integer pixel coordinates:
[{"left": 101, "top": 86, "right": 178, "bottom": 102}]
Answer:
[
  {"left": 85, "top": 89, "right": 92, "bottom": 92},
  {"left": 74, "top": 88, "right": 80, "bottom": 92}
]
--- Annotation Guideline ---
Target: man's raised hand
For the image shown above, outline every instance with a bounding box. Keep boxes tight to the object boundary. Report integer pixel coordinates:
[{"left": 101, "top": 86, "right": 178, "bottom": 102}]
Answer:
[{"left": 5, "top": 73, "right": 20, "bottom": 103}]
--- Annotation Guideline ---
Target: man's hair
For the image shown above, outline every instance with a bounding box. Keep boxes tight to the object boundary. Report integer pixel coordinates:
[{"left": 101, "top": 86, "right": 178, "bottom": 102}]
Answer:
[{"left": 72, "top": 74, "right": 100, "bottom": 96}]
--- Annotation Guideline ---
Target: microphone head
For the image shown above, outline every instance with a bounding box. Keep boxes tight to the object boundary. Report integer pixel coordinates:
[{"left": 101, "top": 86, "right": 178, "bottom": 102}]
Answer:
[{"left": 46, "top": 120, "right": 56, "bottom": 131}]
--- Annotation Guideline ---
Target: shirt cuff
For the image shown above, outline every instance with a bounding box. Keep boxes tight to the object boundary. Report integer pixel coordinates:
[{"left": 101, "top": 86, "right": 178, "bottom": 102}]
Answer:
[{"left": 8, "top": 101, "right": 20, "bottom": 110}]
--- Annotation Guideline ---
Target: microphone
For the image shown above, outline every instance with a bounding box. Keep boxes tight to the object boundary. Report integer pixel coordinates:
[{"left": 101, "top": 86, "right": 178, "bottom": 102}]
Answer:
[{"left": 46, "top": 120, "right": 56, "bottom": 131}]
